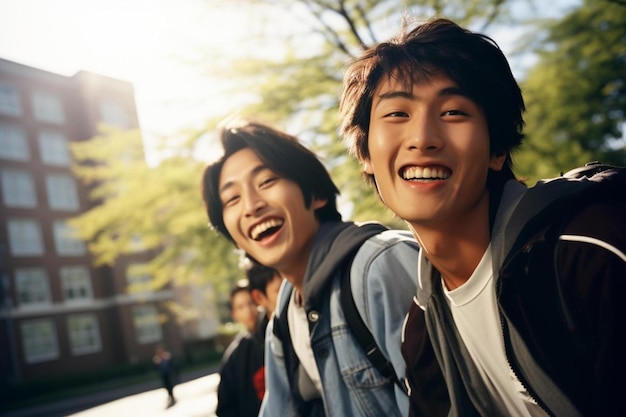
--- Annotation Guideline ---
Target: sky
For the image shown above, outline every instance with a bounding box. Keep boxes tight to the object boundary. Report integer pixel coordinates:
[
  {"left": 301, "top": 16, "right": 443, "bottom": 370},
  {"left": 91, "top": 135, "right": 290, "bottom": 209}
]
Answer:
[{"left": 0, "top": 0, "right": 258, "bottom": 164}]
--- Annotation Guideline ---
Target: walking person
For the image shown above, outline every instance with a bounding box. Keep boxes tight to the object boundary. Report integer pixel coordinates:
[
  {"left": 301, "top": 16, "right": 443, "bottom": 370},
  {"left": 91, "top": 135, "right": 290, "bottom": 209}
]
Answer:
[{"left": 153, "top": 344, "right": 177, "bottom": 408}]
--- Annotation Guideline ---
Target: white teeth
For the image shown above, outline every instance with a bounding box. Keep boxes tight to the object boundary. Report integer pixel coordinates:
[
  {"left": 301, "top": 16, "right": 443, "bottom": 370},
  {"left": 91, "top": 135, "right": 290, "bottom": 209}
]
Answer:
[
  {"left": 402, "top": 166, "right": 451, "bottom": 180},
  {"left": 251, "top": 219, "right": 283, "bottom": 240}
]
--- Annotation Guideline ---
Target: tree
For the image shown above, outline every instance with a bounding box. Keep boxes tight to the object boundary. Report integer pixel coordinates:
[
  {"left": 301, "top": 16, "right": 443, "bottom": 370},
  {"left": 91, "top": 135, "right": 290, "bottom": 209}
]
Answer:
[
  {"left": 515, "top": 0, "right": 626, "bottom": 184},
  {"left": 69, "top": 127, "right": 243, "bottom": 310},
  {"left": 70, "top": 0, "right": 549, "bottom": 312},
  {"left": 195, "top": 0, "right": 519, "bottom": 224}
]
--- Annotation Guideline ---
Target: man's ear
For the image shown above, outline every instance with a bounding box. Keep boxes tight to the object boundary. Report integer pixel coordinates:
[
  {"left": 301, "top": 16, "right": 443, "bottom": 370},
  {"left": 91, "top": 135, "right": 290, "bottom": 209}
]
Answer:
[
  {"left": 489, "top": 152, "right": 506, "bottom": 172},
  {"left": 312, "top": 196, "right": 328, "bottom": 210},
  {"left": 250, "top": 289, "right": 265, "bottom": 307},
  {"left": 361, "top": 159, "right": 374, "bottom": 174}
]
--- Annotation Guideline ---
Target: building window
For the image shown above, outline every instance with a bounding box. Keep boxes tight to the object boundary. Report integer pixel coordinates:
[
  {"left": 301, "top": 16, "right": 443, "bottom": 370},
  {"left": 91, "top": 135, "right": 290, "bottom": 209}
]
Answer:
[
  {"left": 46, "top": 174, "right": 79, "bottom": 211},
  {"left": 21, "top": 319, "right": 59, "bottom": 364},
  {"left": 7, "top": 218, "right": 44, "bottom": 256},
  {"left": 132, "top": 304, "right": 162, "bottom": 344},
  {"left": 32, "top": 91, "right": 65, "bottom": 124},
  {"left": 60, "top": 266, "right": 93, "bottom": 303},
  {"left": 126, "top": 263, "right": 153, "bottom": 294},
  {"left": 15, "top": 268, "right": 50, "bottom": 308},
  {"left": 38, "top": 130, "right": 70, "bottom": 166},
  {"left": 0, "top": 123, "right": 29, "bottom": 161},
  {"left": 0, "top": 81, "right": 22, "bottom": 117},
  {"left": 67, "top": 314, "right": 101, "bottom": 355},
  {"left": 100, "top": 100, "right": 130, "bottom": 129},
  {"left": 1, "top": 169, "right": 37, "bottom": 208},
  {"left": 52, "top": 221, "right": 86, "bottom": 256}
]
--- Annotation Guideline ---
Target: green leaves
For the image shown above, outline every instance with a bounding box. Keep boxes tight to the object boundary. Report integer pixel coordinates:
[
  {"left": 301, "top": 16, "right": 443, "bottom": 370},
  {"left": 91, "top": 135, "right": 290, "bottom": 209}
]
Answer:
[{"left": 517, "top": 0, "right": 626, "bottom": 184}]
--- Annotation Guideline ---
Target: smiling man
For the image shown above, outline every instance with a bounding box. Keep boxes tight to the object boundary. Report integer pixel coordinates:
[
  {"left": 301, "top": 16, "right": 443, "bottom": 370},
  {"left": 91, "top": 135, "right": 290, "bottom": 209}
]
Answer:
[
  {"left": 201, "top": 120, "right": 447, "bottom": 417},
  {"left": 339, "top": 17, "right": 626, "bottom": 417}
]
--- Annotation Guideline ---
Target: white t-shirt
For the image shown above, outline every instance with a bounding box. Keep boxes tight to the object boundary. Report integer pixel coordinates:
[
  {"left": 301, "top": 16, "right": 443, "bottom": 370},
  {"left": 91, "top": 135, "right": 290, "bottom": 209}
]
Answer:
[
  {"left": 443, "top": 245, "right": 548, "bottom": 417},
  {"left": 287, "top": 289, "right": 323, "bottom": 399}
]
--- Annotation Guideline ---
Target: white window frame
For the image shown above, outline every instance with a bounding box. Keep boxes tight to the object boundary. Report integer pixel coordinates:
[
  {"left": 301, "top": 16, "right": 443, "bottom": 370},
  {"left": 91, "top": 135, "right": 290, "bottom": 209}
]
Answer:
[
  {"left": 15, "top": 268, "right": 51, "bottom": 308},
  {"left": 0, "top": 123, "right": 29, "bottom": 161},
  {"left": 0, "top": 81, "right": 22, "bottom": 117},
  {"left": 32, "top": 91, "right": 65, "bottom": 124},
  {"left": 38, "top": 130, "right": 70, "bottom": 166},
  {"left": 46, "top": 173, "right": 79, "bottom": 211},
  {"left": 132, "top": 304, "right": 162, "bottom": 344},
  {"left": 7, "top": 218, "right": 44, "bottom": 256},
  {"left": 21, "top": 319, "right": 59, "bottom": 364},
  {"left": 67, "top": 314, "right": 102, "bottom": 355},
  {"left": 52, "top": 221, "right": 86, "bottom": 256},
  {"left": 60, "top": 266, "right": 93, "bottom": 304},
  {"left": 1, "top": 169, "right": 37, "bottom": 208}
]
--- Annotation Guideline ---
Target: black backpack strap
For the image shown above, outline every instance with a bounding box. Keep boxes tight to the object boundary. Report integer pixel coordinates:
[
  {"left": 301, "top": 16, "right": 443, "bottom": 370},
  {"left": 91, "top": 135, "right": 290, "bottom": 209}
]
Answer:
[
  {"left": 272, "top": 286, "right": 325, "bottom": 416},
  {"left": 339, "top": 257, "right": 406, "bottom": 392}
]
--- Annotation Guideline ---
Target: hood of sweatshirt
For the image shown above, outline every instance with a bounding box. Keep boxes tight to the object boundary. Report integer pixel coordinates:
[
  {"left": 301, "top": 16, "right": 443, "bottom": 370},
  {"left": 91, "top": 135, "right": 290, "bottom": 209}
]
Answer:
[{"left": 301, "top": 221, "right": 387, "bottom": 311}]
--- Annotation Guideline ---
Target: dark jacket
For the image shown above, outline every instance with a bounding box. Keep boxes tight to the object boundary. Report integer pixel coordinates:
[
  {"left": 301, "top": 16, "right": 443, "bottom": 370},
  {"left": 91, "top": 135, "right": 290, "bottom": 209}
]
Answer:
[
  {"left": 216, "top": 315, "right": 268, "bottom": 417},
  {"left": 405, "top": 177, "right": 626, "bottom": 416}
]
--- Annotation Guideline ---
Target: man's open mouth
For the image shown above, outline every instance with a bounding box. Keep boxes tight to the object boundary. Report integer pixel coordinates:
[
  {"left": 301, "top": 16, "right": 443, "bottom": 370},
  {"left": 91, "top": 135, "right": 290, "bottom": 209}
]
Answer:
[{"left": 250, "top": 218, "right": 284, "bottom": 241}]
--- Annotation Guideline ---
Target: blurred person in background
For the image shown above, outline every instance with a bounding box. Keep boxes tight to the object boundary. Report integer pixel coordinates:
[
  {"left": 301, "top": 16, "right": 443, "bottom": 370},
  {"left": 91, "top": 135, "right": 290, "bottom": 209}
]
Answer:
[
  {"left": 247, "top": 261, "right": 283, "bottom": 323},
  {"left": 216, "top": 267, "right": 280, "bottom": 417},
  {"left": 153, "top": 344, "right": 178, "bottom": 408}
]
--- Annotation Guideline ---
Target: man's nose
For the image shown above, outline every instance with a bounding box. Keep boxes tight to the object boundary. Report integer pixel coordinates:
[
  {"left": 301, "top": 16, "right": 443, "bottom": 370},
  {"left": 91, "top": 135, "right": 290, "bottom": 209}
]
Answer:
[
  {"left": 405, "top": 116, "right": 443, "bottom": 152},
  {"left": 243, "top": 189, "right": 266, "bottom": 216}
]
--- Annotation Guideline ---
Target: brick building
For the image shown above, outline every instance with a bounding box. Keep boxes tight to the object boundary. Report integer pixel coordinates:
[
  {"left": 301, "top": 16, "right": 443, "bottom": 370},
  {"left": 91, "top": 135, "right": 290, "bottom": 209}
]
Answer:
[{"left": 0, "top": 58, "right": 216, "bottom": 385}]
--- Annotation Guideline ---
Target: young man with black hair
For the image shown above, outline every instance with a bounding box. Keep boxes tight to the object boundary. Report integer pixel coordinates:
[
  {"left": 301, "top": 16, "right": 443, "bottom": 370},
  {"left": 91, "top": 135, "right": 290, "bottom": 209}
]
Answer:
[
  {"left": 202, "top": 120, "right": 445, "bottom": 416},
  {"left": 217, "top": 283, "right": 264, "bottom": 417},
  {"left": 247, "top": 262, "right": 283, "bottom": 322},
  {"left": 339, "top": 17, "right": 626, "bottom": 417}
]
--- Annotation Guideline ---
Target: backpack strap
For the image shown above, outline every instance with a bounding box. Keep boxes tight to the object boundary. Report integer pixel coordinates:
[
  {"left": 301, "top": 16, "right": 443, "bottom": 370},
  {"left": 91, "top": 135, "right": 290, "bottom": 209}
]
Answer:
[
  {"left": 328, "top": 223, "right": 405, "bottom": 390},
  {"left": 274, "top": 222, "right": 407, "bottom": 400},
  {"left": 339, "top": 249, "right": 406, "bottom": 392},
  {"left": 272, "top": 284, "right": 325, "bottom": 416}
]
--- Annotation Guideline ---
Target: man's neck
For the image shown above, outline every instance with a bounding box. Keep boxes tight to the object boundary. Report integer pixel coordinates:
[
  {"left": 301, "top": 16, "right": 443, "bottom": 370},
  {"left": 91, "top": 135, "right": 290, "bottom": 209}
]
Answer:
[{"left": 409, "top": 215, "right": 491, "bottom": 291}]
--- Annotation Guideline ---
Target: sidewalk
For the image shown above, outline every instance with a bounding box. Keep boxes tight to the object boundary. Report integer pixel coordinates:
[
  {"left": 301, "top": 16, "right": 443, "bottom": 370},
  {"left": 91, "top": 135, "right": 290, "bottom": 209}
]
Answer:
[{"left": 3, "top": 366, "right": 219, "bottom": 417}]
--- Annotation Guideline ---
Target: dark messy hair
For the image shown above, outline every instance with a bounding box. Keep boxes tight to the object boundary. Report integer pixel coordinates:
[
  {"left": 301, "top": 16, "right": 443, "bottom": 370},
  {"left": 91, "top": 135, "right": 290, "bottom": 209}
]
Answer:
[
  {"left": 201, "top": 119, "right": 341, "bottom": 242},
  {"left": 339, "top": 17, "right": 525, "bottom": 188},
  {"left": 246, "top": 262, "right": 280, "bottom": 295}
]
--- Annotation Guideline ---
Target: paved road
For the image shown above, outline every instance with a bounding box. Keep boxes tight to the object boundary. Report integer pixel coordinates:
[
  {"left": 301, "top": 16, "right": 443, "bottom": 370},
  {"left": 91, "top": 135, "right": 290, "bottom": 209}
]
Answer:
[
  {"left": 68, "top": 373, "right": 219, "bottom": 417},
  {"left": 4, "top": 369, "right": 220, "bottom": 417}
]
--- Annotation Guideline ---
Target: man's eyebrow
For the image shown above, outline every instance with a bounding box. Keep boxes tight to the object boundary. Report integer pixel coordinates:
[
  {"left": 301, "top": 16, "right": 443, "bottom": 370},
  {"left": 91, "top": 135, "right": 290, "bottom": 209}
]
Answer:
[
  {"left": 219, "top": 163, "right": 269, "bottom": 195},
  {"left": 376, "top": 90, "right": 414, "bottom": 101},
  {"left": 438, "top": 86, "right": 471, "bottom": 98},
  {"left": 376, "top": 86, "right": 471, "bottom": 102}
]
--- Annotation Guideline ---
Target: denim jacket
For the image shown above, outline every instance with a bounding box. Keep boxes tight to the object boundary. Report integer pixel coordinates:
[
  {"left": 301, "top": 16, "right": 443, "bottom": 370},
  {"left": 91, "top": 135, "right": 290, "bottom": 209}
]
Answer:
[{"left": 259, "top": 221, "right": 418, "bottom": 417}]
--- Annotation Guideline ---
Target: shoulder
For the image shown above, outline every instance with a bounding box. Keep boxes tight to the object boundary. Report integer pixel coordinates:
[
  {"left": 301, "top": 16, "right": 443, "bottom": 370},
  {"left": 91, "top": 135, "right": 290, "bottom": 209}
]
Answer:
[
  {"left": 354, "top": 229, "right": 419, "bottom": 264},
  {"left": 350, "top": 229, "right": 419, "bottom": 317},
  {"left": 350, "top": 229, "right": 418, "bottom": 282},
  {"left": 221, "top": 331, "right": 248, "bottom": 366},
  {"left": 349, "top": 229, "right": 418, "bottom": 290}
]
